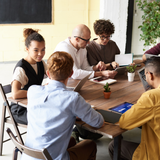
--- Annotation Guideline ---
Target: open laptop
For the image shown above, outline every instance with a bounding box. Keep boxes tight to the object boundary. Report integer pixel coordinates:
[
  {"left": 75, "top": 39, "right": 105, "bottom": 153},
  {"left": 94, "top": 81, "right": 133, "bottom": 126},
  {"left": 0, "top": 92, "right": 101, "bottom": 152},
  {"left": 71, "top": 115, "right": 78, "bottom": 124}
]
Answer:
[
  {"left": 137, "top": 67, "right": 151, "bottom": 91},
  {"left": 66, "top": 73, "right": 92, "bottom": 92},
  {"left": 145, "top": 54, "right": 160, "bottom": 59},
  {"left": 97, "top": 102, "right": 133, "bottom": 124},
  {"left": 115, "top": 53, "right": 133, "bottom": 67}
]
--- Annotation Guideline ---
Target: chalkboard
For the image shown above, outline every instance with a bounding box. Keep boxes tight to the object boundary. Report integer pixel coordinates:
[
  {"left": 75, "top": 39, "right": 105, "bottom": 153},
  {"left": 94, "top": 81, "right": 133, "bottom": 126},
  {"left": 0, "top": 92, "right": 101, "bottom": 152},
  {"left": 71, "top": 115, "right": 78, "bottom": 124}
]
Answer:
[{"left": 0, "top": 0, "right": 52, "bottom": 24}]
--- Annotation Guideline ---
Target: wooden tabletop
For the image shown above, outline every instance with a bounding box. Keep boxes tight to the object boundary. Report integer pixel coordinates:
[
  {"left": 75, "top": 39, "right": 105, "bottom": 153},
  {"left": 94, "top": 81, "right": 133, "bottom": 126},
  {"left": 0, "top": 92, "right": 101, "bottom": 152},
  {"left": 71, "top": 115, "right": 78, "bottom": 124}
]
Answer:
[{"left": 67, "top": 65, "right": 144, "bottom": 111}]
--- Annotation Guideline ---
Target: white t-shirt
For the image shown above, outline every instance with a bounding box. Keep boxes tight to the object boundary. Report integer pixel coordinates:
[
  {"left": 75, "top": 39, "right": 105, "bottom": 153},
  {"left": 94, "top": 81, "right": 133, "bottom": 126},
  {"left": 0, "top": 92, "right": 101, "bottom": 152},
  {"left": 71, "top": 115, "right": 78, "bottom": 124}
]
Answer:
[
  {"left": 54, "top": 37, "right": 94, "bottom": 79},
  {"left": 11, "top": 60, "right": 47, "bottom": 88}
]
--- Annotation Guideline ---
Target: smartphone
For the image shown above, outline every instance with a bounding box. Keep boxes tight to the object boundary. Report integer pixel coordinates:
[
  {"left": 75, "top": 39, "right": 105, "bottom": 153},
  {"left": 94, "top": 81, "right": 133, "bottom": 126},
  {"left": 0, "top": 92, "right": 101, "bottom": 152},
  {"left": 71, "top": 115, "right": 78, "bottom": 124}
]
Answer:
[{"left": 93, "top": 77, "right": 108, "bottom": 82}]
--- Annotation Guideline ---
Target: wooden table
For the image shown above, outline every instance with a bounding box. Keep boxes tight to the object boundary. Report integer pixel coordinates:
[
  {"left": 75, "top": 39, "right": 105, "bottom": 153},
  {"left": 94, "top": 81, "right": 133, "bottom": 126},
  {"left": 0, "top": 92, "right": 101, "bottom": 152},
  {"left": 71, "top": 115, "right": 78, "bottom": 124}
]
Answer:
[
  {"left": 66, "top": 64, "right": 144, "bottom": 160},
  {"left": 8, "top": 63, "right": 145, "bottom": 160}
]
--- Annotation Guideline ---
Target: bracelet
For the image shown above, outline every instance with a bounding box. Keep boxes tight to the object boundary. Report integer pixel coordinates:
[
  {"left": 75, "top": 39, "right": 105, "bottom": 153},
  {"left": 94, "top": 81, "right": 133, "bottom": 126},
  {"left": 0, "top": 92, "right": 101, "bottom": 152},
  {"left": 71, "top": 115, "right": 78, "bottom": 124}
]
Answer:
[{"left": 110, "top": 63, "right": 113, "bottom": 68}]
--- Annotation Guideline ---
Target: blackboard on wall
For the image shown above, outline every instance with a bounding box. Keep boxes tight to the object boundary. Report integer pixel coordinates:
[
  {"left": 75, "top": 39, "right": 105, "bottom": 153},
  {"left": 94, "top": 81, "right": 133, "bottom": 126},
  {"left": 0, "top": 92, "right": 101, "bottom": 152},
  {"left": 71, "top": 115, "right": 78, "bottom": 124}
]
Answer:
[{"left": 0, "top": 0, "right": 52, "bottom": 24}]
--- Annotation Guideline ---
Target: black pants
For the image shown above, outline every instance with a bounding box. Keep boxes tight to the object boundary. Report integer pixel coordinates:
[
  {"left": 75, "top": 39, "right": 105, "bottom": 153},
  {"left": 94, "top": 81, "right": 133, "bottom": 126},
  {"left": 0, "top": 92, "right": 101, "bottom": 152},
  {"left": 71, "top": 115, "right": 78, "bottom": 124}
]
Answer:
[
  {"left": 108, "top": 139, "right": 139, "bottom": 160},
  {"left": 11, "top": 103, "right": 28, "bottom": 125},
  {"left": 76, "top": 125, "right": 103, "bottom": 140}
]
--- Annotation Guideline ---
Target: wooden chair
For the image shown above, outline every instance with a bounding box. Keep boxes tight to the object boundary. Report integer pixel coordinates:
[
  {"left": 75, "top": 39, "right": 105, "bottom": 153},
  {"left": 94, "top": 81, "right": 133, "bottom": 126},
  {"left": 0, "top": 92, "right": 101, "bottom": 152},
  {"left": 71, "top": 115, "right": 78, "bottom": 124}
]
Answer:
[
  {"left": 6, "top": 128, "right": 53, "bottom": 160},
  {"left": 0, "top": 83, "right": 27, "bottom": 156}
]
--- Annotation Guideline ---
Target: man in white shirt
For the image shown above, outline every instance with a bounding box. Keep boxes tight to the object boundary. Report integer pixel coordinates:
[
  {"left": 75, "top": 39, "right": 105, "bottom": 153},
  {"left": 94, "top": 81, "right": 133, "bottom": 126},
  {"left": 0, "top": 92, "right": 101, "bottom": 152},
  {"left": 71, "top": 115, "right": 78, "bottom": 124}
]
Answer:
[{"left": 54, "top": 24, "right": 117, "bottom": 79}]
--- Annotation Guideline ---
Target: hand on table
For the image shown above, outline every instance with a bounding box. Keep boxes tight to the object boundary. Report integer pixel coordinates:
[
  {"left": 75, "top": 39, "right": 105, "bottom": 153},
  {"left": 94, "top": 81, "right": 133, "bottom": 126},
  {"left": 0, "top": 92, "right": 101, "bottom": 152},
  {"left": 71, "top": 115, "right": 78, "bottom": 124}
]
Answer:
[{"left": 102, "top": 70, "right": 117, "bottom": 79}]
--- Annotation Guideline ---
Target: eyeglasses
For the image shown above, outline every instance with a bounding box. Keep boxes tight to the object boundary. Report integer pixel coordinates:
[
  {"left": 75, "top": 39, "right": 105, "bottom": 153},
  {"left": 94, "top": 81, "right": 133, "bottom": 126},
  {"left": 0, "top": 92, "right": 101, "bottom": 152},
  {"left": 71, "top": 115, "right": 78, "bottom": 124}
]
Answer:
[
  {"left": 142, "top": 72, "right": 153, "bottom": 81},
  {"left": 99, "top": 35, "right": 112, "bottom": 41},
  {"left": 74, "top": 36, "right": 90, "bottom": 42},
  {"left": 142, "top": 74, "right": 146, "bottom": 81}
]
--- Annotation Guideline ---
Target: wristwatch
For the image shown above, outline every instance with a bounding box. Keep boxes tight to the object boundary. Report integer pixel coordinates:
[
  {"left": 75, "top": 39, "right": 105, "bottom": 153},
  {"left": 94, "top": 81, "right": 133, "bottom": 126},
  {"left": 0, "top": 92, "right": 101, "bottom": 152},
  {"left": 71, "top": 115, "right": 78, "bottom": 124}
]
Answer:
[{"left": 110, "top": 63, "right": 113, "bottom": 68}]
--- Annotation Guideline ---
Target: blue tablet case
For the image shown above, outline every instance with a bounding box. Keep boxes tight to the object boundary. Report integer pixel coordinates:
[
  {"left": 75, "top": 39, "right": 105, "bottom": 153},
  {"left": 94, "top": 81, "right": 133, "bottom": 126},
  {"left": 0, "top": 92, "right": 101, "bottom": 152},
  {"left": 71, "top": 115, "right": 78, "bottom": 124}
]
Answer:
[
  {"left": 97, "top": 102, "right": 133, "bottom": 123},
  {"left": 109, "top": 102, "right": 133, "bottom": 114}
]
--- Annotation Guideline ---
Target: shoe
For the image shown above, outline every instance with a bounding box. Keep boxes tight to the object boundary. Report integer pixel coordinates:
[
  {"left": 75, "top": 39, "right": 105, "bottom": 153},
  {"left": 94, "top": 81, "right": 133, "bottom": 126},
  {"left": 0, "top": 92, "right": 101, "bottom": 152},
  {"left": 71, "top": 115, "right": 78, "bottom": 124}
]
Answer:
[{"left": 71, "top": 128, "right": 80, "bottom": 143}]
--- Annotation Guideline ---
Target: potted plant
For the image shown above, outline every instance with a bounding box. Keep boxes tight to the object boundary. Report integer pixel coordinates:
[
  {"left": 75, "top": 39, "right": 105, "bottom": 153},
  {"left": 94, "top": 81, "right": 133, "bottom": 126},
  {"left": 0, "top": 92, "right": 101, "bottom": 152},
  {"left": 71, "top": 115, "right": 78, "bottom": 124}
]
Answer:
[
  {"left": 103, "top": 82, "right": 111, "bottom": 99},
  {"left": 126, "top": 65, "right": 137, "bottom": 82},
  {"left": 136, "top": 0, "right": 160, "bottom": 50}
]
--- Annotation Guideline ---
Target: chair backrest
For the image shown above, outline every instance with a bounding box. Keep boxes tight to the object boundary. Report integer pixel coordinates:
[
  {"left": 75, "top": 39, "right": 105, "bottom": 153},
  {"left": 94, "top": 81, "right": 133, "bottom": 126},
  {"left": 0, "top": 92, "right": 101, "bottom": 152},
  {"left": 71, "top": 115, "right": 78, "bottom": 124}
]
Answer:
[
  {"left": 6, "top": 128, "right": 53, "bottom": 160},
  {"left": 0, "top": 83, "right": 26, "bottom": 156},
  {"left": 0, "top": 83, "right": 11, "bottom": 107}
]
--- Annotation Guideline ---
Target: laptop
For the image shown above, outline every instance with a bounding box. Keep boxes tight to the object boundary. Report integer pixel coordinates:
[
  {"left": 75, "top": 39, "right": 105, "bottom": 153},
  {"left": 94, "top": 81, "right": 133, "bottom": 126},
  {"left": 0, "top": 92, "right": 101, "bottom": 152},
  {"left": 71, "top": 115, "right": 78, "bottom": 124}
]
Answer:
[
  {"left": 97, "top": 102, "right": 133, "bottom": 124},
  {"left": 66, "top": 73, "right": 92, "bottom": 92},
  {"left": 137, "top": 67, "right": 151, "bottom": 91},
  {"left": 115, "top": 53, "right": 133, "bottom": 67},
  {"left": 145, "top": 54, "right": 160, "bottom": 59}
]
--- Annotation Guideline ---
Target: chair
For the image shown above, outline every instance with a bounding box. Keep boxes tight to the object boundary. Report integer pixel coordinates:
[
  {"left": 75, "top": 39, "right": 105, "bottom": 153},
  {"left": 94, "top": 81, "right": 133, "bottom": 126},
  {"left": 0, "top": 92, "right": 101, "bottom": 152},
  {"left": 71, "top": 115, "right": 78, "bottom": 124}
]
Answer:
[
  {"left": 0, "top": 83, "right": 27, "bottom": 156},
  {"left": 6, "top": 128, "right": 53, "bottom": 160}
]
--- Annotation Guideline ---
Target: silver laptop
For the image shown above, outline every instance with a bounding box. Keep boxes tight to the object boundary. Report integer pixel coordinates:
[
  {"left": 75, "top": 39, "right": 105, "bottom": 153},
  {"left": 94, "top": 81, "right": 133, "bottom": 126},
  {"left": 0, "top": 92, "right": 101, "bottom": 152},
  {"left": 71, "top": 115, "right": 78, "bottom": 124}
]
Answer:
[
  {"left": 137, "top": 67, "right": 151, "bottom": 91},
  {"left": 145, "top": 54, "right": 159, "bottom": 59},
  {"left": 97, "top": 109, "right": 121, "bottom": 124},
  {"left": 67, "top": 73, "right": 92, "bottom": 92}
]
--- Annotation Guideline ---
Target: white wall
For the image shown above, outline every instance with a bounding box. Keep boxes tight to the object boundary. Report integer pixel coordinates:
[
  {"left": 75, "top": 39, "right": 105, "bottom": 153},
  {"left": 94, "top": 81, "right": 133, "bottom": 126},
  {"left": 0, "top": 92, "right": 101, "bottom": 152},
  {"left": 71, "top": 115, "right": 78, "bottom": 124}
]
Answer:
[
  {"left": 131, "top": 0, "right": 149, "bottom": 56},
  {"left": 99, "top": 0, "right": 150, "bottom": 57},
  {"left": 99, "top": 0, "right": 129, "bottom": 54}
]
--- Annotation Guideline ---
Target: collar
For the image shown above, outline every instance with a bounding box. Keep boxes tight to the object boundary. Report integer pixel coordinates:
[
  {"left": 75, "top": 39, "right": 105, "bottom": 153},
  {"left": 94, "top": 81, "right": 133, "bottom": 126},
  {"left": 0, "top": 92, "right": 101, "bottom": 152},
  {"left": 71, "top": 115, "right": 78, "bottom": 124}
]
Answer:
[
  {"left": 46, "top": 80, "right": 66, "bottom": 91},
  {"left": 65, "top": 37, "right": 78, "bottom": 52}
]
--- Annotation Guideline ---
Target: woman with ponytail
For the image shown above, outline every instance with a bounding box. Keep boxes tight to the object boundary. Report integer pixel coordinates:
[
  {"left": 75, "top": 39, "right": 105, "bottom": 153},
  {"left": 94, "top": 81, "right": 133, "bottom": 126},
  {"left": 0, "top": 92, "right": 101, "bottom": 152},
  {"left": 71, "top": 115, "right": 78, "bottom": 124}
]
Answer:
[{"left": 11, "top": 28, "right": 47, "bottom": 125}]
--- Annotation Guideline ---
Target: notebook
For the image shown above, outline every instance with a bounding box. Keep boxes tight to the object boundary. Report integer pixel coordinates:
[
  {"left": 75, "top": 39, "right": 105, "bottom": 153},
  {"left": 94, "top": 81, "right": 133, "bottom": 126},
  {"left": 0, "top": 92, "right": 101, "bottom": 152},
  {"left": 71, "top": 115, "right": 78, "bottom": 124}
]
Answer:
[
  {"left": 66, "top": 73, "right": 92, "bottom": 92},
  {"left": 89, "top": 76, "right": 117, "bottom": 85},
  {"left": 137, "top": 67, "right": 151, "bottom": 91},
  {"left": 115, "top": 53, "right": 133, "bottom": 66},
  {"left": 97, "top": 102, "right": 133, "bottom": 124}
]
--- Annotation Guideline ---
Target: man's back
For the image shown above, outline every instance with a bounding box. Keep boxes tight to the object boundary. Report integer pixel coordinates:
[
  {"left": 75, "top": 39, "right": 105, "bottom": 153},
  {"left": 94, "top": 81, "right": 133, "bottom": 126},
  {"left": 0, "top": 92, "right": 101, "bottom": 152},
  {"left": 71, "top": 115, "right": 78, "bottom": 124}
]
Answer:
[{"left": 21, "top": 80, "right": 103, "bottom": 160}]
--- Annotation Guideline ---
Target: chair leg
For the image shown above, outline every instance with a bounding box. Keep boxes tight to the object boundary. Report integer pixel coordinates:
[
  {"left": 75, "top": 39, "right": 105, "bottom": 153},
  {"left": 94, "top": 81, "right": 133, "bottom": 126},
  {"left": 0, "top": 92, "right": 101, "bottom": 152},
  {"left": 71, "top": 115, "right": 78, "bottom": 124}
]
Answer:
[
  {"left": 6, "top": 107, "right": 24, "bottom": 145},
  {"left": 0, "top": 104, "right": 6, "bottom": 156},
  {"left": 12, "top": 147, "right": 19, "bottom": 160}
]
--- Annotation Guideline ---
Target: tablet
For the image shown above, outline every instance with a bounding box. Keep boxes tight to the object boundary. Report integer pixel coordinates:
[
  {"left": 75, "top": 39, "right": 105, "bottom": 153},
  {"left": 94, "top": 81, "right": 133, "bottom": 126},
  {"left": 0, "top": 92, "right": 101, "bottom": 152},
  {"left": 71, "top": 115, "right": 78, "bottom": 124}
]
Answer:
[
  {"left": 109, "top": 102, "right": 133, "bottom": 114},
  {"left": 115, "top": 66, "right": 126, "bottom": 75}
]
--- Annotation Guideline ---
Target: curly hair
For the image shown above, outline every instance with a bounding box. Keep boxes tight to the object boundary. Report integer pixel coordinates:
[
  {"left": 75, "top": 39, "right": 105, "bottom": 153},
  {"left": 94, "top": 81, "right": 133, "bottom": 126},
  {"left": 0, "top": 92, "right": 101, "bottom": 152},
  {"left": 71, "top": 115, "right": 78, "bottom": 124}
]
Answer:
[
  {"left": 23, "top": 28, "right": 45, "bottom": 48},
  {"left": 93, "top": 19, "right": 115, "bottom": 35},
  {"left": 47, "top": 51, "right": 74, "bottom": 81}
]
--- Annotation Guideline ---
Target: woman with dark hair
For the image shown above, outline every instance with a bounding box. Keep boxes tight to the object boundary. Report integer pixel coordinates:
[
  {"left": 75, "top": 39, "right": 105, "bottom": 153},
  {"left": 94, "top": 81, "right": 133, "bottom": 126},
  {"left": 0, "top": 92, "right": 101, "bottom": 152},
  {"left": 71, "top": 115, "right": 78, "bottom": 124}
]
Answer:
[
  {"left": 11, "top": 28, "right": 47, "bottom": 125},
  {"left": 87, "top": 19, "right": 120, "bottom": 69}
]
